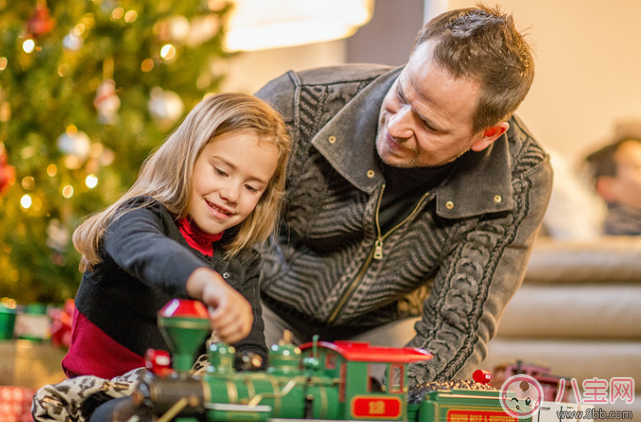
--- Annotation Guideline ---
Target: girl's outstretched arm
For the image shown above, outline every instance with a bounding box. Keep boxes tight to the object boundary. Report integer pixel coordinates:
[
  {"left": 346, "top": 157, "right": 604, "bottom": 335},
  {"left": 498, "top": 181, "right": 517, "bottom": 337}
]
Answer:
[{"left": 185, "top": 267, "right": 253, "bottom": 344}]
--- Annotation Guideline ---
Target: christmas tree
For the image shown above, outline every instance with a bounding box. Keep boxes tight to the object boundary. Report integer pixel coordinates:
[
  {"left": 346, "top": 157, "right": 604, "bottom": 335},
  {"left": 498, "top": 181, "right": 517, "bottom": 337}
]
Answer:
[{"left": 0, "top": 0, "right": 233, "bottom": 304}]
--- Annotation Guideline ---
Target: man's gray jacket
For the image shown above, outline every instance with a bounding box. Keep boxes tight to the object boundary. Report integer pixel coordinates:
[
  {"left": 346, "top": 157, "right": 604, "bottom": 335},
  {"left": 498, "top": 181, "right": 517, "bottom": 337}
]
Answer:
[{"left": 255, "top": 64, "right": 553, "bottom": 383}]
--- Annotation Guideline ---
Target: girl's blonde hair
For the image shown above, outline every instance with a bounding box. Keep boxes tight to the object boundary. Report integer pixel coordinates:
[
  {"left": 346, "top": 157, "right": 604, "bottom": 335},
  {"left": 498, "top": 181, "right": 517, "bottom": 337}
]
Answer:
[{"left": 74, "top": 93, "right": 290, "bottom": 272}]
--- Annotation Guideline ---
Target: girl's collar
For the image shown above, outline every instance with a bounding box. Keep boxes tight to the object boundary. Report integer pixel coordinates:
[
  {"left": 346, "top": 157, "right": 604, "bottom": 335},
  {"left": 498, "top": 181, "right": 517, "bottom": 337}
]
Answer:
[{"left": 176, "top": 217, "right": 223, "bottom": 256}]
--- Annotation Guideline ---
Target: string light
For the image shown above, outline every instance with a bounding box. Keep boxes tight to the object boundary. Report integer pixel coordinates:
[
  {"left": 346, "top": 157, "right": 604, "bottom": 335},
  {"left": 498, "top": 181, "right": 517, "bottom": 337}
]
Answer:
[
  {"left": 62, "top": 185, "right": 74, "bottom": 198},
  {"left": 0, "top": 103, "right": 10, "bottom": 122},
  {"left": 23, "top": 39, "right": 35, "bottom": 53},
  {"left": 1, "top": 297, "right": 17, "bottom": 309},
  {"left": 47, "top": 164, "right": 58, "bottom": 177},
  {"left": 85, "top": 174, "right": 98, "bottom": 188},
  {"left": 111, "top": 7, "right": 124, "bottom": 20},
  {"left": 141, "top": 58, "right": 154, "bottom": 72},
  {"left": 58, "top": 63, "right": 70, "bottom": 76},
  {"left": 21, "top": 176, "right": 35, "bottom": 190},
  {"left": 64, "top": 155, "right": 82, "bottom": 169},
  {"left": 20, "top": 194, "right": 32, "bottom": 209},
  {"left": 0, "top": 57, "right": 7, "bottom": 71},
  {"left": 74, "top": 23, "right": 86, "bottom": 35},
  {"left": 160, "top": 44, "right": 176, "bottom": 61},
  {"left": 125, "top": 10, "right": 138, "bottom": 23},
  {"left": 32, "top": 197, "right": 42, "bottom": 211},
  {"left": 89, "top": 142, "right": 104, "bottom": 157}
]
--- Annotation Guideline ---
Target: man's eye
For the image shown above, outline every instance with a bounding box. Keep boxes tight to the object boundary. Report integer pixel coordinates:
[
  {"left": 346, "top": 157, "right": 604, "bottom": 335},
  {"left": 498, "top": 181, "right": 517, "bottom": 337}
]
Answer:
[
  {"left": 422, "top": 121, "right": 435, "bottom": 131},
  {"left": 421, "top": 120, "right": 439, "bottom": 133}
]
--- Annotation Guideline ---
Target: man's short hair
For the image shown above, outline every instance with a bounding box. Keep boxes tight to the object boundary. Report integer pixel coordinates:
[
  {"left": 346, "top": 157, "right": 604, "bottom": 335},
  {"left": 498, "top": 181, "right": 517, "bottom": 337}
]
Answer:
[
  {"left": 586, "top": 137, "right": 641, "bottom": 185},
  {"left": 413, "top": 4, "right": 535, "bottom": 133}
]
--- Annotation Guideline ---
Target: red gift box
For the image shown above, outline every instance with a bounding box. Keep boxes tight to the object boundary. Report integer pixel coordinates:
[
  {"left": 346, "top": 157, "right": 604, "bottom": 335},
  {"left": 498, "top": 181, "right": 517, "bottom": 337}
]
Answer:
[{"left": 0, "top": 386, "right": 35, "bottom": 422}]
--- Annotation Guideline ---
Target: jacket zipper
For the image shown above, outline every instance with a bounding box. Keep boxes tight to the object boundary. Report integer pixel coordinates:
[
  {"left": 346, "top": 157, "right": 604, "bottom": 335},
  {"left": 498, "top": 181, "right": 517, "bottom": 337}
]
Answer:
[{"left": 327, "top": 185, "right": 430, "bottom": 324}]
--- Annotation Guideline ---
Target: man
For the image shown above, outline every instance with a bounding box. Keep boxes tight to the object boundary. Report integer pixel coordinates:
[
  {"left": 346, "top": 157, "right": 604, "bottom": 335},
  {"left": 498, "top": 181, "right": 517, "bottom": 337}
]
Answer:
[
  {"left": 255, "top": 5, "right": 553, "bottom": 384},
  {"left": 586, "top": 137, "right": 641, "bottom": 235}
]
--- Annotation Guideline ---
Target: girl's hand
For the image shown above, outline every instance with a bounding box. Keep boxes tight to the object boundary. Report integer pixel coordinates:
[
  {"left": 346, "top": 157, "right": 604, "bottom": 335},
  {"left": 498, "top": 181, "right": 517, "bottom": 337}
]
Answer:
[{"left": 185, "top": 267, "right": 253, "bottom": 344}]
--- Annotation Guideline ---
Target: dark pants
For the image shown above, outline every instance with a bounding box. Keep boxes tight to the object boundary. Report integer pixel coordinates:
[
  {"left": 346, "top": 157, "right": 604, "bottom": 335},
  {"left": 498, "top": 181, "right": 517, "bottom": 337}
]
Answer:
[{"left": 88, "top": 396, "right": 147, "bottom": 422}]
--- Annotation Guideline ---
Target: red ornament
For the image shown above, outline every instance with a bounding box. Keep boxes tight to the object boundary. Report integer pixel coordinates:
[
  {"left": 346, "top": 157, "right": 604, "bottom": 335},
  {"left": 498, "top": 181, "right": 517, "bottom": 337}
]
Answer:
[
  {"left": 0, "top": 144, "right": 16, "bottom": 197},
  {"left": 26, "top": 1, "right": 56, "bottom": 38}
]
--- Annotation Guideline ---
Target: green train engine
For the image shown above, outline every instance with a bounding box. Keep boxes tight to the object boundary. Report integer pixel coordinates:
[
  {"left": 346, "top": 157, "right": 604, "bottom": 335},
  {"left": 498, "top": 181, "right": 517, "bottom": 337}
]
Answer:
[{"left": 131, "top": 299, "right": 533, "bottom": 422}]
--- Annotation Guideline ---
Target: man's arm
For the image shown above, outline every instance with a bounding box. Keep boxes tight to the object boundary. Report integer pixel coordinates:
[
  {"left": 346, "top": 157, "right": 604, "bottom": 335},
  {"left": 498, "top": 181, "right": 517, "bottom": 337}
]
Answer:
[{"left": 406, "top": 148, "right": 553, "bottom": 383}]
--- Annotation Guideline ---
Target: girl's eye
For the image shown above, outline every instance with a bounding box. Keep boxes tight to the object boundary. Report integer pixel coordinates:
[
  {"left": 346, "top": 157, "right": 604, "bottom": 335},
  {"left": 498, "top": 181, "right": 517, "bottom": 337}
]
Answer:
[
  {"left": 214, "top": 167, "right": 228, "bottom": 177},
  {"left": 245, "top": 185, "right": 260, "bottom": 194}
]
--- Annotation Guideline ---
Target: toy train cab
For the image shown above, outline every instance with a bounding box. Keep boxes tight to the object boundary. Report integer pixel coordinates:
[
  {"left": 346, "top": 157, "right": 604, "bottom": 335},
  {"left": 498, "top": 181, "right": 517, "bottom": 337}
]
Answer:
[{"left": 296, "top": 340, "right": 433, "bottom": 421}]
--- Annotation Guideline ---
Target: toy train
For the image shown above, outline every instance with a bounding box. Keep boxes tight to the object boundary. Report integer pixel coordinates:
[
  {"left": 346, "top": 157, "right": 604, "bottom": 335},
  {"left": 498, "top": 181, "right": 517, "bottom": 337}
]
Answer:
[{"left": 130, "top": 299, "right": 533, "bottom": 422}]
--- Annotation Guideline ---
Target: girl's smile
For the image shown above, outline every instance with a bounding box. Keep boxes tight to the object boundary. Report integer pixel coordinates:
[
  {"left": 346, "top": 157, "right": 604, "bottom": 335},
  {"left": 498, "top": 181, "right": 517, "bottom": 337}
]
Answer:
[{"left": 205, "top": 199, "right": 232, "bottom": 218}]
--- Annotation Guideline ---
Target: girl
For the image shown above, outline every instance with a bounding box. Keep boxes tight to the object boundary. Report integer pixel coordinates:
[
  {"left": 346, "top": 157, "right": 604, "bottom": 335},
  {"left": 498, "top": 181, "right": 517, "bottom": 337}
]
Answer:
[{"left": 62, "top": 92, "right": 290, "bottom": 379}]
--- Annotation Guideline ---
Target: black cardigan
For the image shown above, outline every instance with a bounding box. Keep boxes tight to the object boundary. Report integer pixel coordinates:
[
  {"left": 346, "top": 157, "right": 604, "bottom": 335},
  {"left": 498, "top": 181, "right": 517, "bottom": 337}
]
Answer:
[{"left": 74, "top": 196, "right": 267, "bottom": 368}]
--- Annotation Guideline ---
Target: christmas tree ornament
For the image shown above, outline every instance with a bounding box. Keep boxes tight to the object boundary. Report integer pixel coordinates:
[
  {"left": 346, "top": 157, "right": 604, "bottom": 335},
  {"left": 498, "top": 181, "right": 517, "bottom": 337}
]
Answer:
[
  {"left": 46, "top": 218, "right": 70, "bottom": 253},
  {"left": 0, "top": 143, "right": 16, "bottom": 197},
  {"left": 0, "top": 101, "right": 11, "bottom": 122},
  {"left": 63, "top": 30, "right": 83, "bottom": 51},
  {"left": 168, "top": 16, "right": 191, "bottom": 43},
  {"left": 187, "top": 15, "right": 220, "bottom": 47},
  {"left": 148, "top": 87, "right": 184, "bottom": 129},
  {"left": 155, "top": 15, "right": 191, "bottom": 43},
  {"left": 26, "top": 1, "right": 56, "bottom": 38},
  {"left": 93, "top": 79, "right": 121, "bottom": 124},
  {"left": 57, "top": 126, "right": 91, "bottom": 159},
  {"left": 99, "top": 148, "right": 116, "bottom": 166}
]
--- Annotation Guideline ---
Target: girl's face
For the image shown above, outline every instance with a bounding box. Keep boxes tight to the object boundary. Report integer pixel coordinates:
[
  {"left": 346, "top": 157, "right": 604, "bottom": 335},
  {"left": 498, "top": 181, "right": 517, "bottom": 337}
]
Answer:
[{"left": 188, "top": 129, "right": 279, "bottom": 235}]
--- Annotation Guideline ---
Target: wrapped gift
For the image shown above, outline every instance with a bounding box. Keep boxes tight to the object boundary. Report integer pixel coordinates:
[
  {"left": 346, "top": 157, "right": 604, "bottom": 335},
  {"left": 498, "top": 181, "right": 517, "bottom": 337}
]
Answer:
[{"left": 0, "top": 385, "right": 35, "bottom": 422}]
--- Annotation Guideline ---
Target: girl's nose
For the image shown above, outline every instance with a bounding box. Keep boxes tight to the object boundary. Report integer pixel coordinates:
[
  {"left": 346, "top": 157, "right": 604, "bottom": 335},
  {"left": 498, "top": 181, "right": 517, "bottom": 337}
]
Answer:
[{"left": 220, "top": 184, "right": 239, "bottom": 203}]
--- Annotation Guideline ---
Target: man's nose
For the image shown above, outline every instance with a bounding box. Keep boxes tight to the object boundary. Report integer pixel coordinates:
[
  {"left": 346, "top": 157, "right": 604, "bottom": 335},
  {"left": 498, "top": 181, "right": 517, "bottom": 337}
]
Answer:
[{"left": 387, "top": 105, "right": 413, "bottom": 139}]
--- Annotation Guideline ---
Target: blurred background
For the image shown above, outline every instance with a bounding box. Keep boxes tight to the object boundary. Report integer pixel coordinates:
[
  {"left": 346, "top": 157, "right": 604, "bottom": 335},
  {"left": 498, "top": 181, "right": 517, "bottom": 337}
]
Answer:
[
  {"left": 2, "top": 2, "right": 641, "bottom": 417},
  {"left": 1, "top": 0, "right": 640, "bottom": 304}
]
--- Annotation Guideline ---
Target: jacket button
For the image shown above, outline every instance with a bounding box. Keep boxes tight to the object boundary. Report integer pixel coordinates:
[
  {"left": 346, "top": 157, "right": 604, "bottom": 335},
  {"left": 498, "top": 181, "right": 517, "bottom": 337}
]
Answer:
[
  {"left": 328, "top": 136, "right": 336, "bottom": 144},
  {"left": 445, "top": 201, "right": 454, "bottom": 209},
  {"left": 367, "top": 170, "right": 375, "bottom": 178},
  {"left": 222, "top": 272, "right": 230, "bottom": 279},
  {"left": 494, "top": 195, "right": 502, "bottom": 203}
]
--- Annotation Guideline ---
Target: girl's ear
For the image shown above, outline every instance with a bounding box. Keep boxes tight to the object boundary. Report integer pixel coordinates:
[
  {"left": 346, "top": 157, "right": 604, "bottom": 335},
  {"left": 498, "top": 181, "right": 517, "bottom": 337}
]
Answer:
[{"left": 470, "top": 122, "right": 510, "bottom": 152}]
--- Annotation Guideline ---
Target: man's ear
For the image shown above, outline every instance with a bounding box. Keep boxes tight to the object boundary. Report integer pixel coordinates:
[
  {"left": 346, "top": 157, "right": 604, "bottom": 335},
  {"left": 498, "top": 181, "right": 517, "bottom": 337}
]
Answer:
[
  {"left": 595, "top": 177, "right": 619, "bottom": 203},
  {"left": 470, "top": 122, "right": 510, "bottom": 152}
]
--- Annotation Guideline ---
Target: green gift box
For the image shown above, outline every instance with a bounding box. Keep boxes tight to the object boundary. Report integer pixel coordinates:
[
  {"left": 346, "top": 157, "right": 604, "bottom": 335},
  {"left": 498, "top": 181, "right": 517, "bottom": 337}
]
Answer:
[{"left": 0, "top": 302, "right": 17, "bottom": 340}]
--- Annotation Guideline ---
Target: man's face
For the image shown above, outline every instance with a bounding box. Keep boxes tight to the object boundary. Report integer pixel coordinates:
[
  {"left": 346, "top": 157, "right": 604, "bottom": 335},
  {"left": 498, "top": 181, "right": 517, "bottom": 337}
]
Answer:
[
  {"left": 609, "top": 140, "right": 641, "bottom": 209},
  {"left": 376, "top": 41, "right": 493, "bottom": 168}
]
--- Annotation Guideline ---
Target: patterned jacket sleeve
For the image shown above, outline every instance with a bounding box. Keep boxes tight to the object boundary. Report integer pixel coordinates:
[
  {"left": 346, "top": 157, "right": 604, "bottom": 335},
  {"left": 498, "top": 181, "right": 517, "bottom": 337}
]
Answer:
[{"left": 406, "top": 142, "right": 553, "bottom": 383}]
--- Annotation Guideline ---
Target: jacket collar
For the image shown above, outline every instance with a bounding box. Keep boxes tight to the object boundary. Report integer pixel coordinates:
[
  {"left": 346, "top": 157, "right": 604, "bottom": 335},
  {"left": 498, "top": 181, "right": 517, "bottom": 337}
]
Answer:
[{"left": 311, "top": 66, "right": 514, "bottom": 219}]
